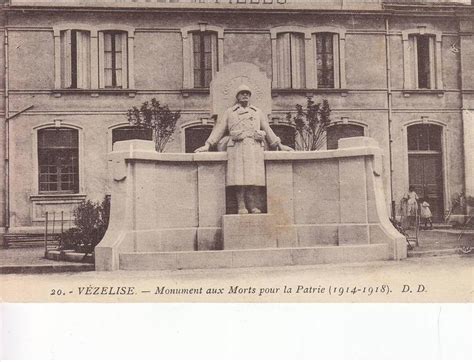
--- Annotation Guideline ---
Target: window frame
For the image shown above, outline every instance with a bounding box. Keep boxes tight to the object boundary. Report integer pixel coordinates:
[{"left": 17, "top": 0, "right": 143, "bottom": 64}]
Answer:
[
  {"left": 270, "top": 26, "right": 346, "bottom": 90},
  {"left": 275, "top": 31, "right": 307, "bottom": 89},
  {"left": 54, "top": 24, "right": 135, "bottom": 91},
  {"left": 99, "top": 30, "right": 129, "bottom": 89},
  {"left": 192, "top": 31, "right": 218, "bottom": 88},
  {"left": 326, "top": 122, "right": 366, "bottom": 150},
  {"left": 402, "top": 28, "right": 443, "bottom": 90},
  {"left": 111, "top": 126, "right": 153, "bottom": 151},
  {"left": 181, "top": 24, "right": 224, "bottom": 90},
  {"left": 269, "top": 123, "right": 296, "bottom": 150},
  {"left": 32, "top": 122, "right": 84, "bottom": 196}
]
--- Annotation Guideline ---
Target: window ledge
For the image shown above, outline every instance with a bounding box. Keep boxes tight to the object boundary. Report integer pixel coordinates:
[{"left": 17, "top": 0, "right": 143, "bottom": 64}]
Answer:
[
  {"left": 272, "top": 88, "right": 349, "bottom": 97},
  {"left": 52, "top": 89, "right": 137, "bottom": 98},
  {"left": 30, "top": 194, "right": 87, "bottom": 201},
  {"left": 402, "top": 89, "right": 445, "bottom": 97},
  {"left": 181, "top": 88, "right": 210, "bottom": 97}
]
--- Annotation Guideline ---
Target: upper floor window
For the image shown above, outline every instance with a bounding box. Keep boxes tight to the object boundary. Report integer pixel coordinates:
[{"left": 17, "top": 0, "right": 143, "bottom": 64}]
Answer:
[
  {"left": 100, "top": 31, "right": 128, "bottom": 89},
  {"left": 402, "top": 28, "right": 442, "bottom": 90},
  {"left": 271, "top": 27, "right": 346, "bottom": 90},
  {"left": 38, "top": 128, "right": 79, "bottom": 194},
  {"left": 315, "top": 32, "right": 337, "bottom": 88},
  {"left": 412, "top": 35, "right": 434, "bottom": 89},
  {"left": 192, "top": 32, "right": 218, "bottom": 88},
  {"left": 54, "top": 25, "right": 135, "bottom": 90},
  {"left": 276, "top": 32, "right": 306, "bottom": 89},
  {"left": 181, "top": 25, "right": 224, "bottom": 89},
  {"left": 60, "top": 30, "right": 91, "bottom": 89}
]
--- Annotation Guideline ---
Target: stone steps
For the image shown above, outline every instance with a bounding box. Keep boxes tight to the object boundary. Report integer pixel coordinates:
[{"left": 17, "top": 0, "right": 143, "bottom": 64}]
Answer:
[
  {"left": 119, "top": 243, "right": 389, "bottom": 271},
  {"left": 408, "top": 248, "right": 461, "bottom": 258}
]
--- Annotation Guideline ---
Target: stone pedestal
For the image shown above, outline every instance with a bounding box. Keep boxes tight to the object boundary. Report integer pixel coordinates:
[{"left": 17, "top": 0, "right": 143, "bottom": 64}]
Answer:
[{"left": 222, "top": 214, "right": 277, "bottom": 250}]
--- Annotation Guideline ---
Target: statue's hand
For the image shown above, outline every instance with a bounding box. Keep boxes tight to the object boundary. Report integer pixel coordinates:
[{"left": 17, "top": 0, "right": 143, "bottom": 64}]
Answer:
[
  {"left": 278, "top": 144, "right": 294, "bottom": 152},
  {"left": 194, "top": 144, "right": 210, "bottom": 153}
]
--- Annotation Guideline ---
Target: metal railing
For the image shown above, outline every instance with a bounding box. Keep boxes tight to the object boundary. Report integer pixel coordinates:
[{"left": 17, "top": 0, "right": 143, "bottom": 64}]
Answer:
[{"left": 43, "top": 211, "right": 68, "bottom": 257}]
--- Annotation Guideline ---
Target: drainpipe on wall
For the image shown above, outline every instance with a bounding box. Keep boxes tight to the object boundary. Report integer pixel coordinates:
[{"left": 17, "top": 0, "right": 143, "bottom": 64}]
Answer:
[{"left": 385, "top": 17, "right": 395, "bottom": 219}]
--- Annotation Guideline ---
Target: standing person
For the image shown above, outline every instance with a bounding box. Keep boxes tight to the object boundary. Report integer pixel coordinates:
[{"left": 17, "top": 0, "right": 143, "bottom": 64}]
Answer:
[
  {"left": 195, "top": 84, "right": 293, "bottom": 214},
  {"left": 406, "top": 185, "right": 419, "bottom": 229},
  {"left": 420, "top": 197, "right": 433, "bottom": 230}
]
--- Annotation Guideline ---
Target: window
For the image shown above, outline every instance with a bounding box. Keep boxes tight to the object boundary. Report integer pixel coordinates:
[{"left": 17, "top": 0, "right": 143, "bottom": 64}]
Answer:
[
  {"left": 403, "top": 29, "right": 442, "bottom": 90},
  {"left": 55, "top": 25, "right": 135, "bottom": 90},
  {"left": 407, "top": 124, "right": 441, "bottom": 152},
  {"left": 181, "top": 25, "right": 223, "bottom": 89},
  {"left": 184, "top": 125, "right": 213, "bottom": 153},
  {"left": 192, "top": 32, "right": 218, "bottom": 88},
  {"left": 410, "top": 34, "right": 436, "bottom": 89},
  {"left": 276, "top": 32, "right": 306, "bottom": 89},
  {"left": 99, "top": 31, "right": 128, "bottom": 88},
  {"left": 270, "top": 124, "right": 295, "bottom": 150},
  {"left": 314, "top": 32, "right": 338, "bottom": 88},
  {"left": 326, "top": 124, "right": 364, "bottom": 150},
  {"left": 112, "top": 126, "right": 153, "bottom": 150},
  {"left": 38, "top": 128, "right": 79, "bottom": 193},
  {"left": 415, "top": 35, "right": 433, "bottom": 89},
  {"left": 60, "top": 30, "right": 91, "bottom": 89},
  {"left": 271, "top": 27, "right": 346, "bottom": 90}
]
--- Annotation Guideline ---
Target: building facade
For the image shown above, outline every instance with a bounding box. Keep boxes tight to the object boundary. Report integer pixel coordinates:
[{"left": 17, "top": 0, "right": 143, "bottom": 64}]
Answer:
[{"left": 0, "top": 0, "right": 473, "bottom": 235}]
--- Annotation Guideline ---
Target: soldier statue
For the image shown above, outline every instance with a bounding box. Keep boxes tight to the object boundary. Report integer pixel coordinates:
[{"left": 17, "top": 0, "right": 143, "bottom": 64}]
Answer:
[{"left": 195, "top": 85, "right": 293, "bottom": 214}]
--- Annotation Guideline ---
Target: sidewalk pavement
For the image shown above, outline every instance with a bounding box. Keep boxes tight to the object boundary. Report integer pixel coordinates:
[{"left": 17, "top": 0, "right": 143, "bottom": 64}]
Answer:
[
  {"left": 0, "top": 245, "right": 94, "bottom": 274},
  {"left": 407, "top": 228, "right": 473, "bottom": 257},
  {"left": 0, "top": 229, "right": 471, "bottom": 274}
]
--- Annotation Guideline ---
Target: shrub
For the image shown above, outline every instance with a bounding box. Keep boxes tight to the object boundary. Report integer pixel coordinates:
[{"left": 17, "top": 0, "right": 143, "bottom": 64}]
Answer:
[
  {"left": 286, "top": 96, "right": 331, "bottom": 151},
  {"left": 127, "top": 98, "right": 181, "bottom": 152},
  {"left": 59, "top": 196, "right": 110, "bottom": 254}
]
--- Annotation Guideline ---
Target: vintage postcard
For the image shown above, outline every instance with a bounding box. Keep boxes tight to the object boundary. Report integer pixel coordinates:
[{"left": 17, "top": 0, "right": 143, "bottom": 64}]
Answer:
[{"left": 0, "top": 0, "right": 472, "bottom": 303}]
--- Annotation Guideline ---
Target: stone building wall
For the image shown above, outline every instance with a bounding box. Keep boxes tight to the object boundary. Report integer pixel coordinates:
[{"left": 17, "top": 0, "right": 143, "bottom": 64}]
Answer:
[{"left": 1, "top": 1, "right": 472, "bottom": 231}]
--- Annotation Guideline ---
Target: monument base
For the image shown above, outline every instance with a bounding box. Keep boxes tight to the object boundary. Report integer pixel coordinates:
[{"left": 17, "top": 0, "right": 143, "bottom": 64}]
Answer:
[
  {"left": 119, "top": 244, "right": 390, "bottom": 271},
  {"left": 223, "top": 214, "right": 277, "bottom": 250}
]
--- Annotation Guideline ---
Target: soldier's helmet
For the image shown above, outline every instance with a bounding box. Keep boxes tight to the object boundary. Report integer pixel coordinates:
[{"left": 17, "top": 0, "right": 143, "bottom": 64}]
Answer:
[{"left": 235, "top": 84, "right": 252, "bottom": 97}]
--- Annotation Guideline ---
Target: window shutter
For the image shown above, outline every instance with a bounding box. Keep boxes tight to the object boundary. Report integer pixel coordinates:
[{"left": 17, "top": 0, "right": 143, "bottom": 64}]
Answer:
[
  {"left": 76, "top": 31, "right": 83, "bottom": 88},
  {"left": 189, "top": 34, "right": 195, "bottom": 88},
  {"left": 61, "top": 30, "right": 72, "bottom": 88},
  {"left": 409, "top": 35, "right": 417, "bottom": 89},
  {"left": 121, "top": 32, "right": 128, "bottom": 88},
  {"left": 429, "top": 36, "right": 436, "bottom": 89},
  {"left": 98, "top": 31, "right": 105, "bottom": 88},
  {"left": 277, "top": 33, "right": 291, "bottom": 88},
  {"left": 77, "top": 31, "right": 91, "bottom": 89},
  {"left": 332, "top": 33, "right": 340, "bottom": 88},
  {"left": 312, "top": 34, "right": 319, "bottom": 88},
  {"left": 210, "top": 32, "right": 218, "bottom": 79},
  {"left": 290, "top": 33, "right": 305, "bottom": 89}
]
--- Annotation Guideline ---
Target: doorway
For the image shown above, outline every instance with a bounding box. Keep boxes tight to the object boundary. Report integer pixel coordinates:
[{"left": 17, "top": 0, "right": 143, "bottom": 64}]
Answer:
[{"left": 407, "top": 124, "right": 444, "bottom": 222}]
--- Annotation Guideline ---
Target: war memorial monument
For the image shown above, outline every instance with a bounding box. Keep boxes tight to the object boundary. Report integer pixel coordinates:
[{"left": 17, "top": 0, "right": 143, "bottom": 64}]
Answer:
[{"left": 95, "top": 62, "right": 407, "bottom": 271}]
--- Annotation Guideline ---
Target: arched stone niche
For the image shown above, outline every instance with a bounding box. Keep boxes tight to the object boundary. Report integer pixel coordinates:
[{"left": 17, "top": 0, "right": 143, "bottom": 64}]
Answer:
[{"left": 210, "top": 62, "right": 272, "bottom": 118}]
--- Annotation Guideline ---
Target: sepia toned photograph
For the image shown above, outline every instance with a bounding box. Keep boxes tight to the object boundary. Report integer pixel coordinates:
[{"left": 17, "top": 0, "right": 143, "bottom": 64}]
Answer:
[{"left": 0, "top": 0, "right": 472, "bottom": 305}]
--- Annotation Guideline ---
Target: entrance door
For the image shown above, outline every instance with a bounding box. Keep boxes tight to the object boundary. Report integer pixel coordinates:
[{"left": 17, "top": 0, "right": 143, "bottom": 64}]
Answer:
[{"left": 407, "top": 124, "right": 444, "bottom": 222}]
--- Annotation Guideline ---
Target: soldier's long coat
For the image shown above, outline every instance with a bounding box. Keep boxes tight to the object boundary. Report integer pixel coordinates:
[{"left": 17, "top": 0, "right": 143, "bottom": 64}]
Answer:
[{"left": 206, "top": 104, "right": 281, "bottom": 186}]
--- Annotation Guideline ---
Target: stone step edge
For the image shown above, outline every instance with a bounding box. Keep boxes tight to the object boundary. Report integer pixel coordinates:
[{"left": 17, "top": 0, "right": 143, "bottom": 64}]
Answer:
[
  {"left": 408, "top": 248, "right": 461, "bottom": 258},
  {"left": 119, "top": 244, "right": 390, "bottom": 271}
]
